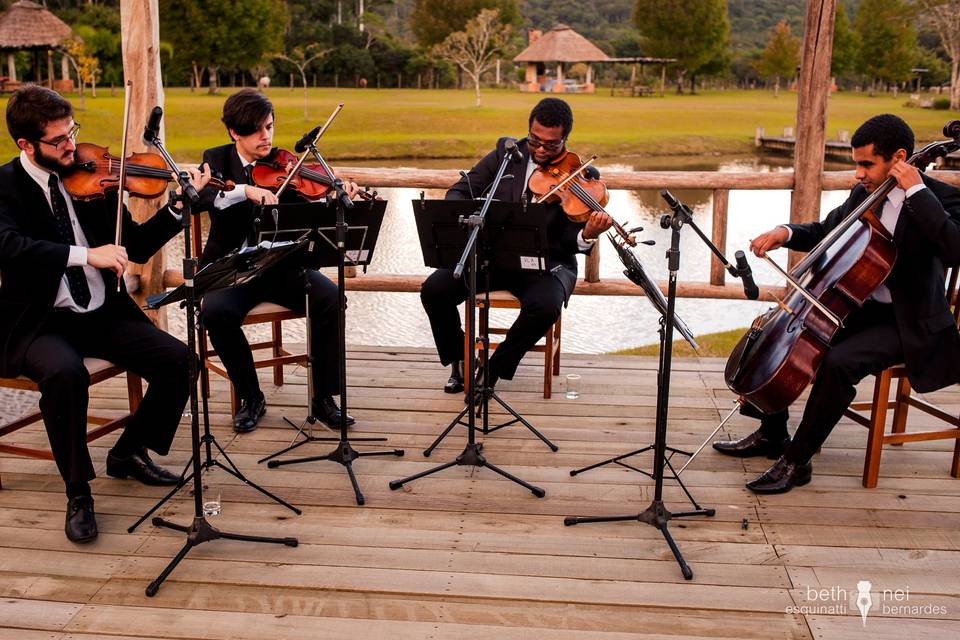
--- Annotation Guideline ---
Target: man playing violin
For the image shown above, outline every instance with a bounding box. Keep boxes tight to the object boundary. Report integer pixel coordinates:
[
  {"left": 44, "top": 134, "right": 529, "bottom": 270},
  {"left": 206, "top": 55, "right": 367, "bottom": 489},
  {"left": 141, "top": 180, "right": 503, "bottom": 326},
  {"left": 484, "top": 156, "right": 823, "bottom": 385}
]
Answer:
[
  {"left": 421, "top": 98, "right": 613, "bottom": 394},
  {"left": 0, "top": 85, "right": 211, "bottom": 542},
  {"left": 713, "top": 114, "right": 960, "bottom": 493},
  {"left": 198, "top": 89, "right": 360, "bottom": 432}
]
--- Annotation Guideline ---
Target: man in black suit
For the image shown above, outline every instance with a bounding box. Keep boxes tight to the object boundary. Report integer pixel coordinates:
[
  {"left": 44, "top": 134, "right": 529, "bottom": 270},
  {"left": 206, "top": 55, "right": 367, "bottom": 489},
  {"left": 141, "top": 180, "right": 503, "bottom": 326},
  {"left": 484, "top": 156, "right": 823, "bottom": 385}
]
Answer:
[
  {"left": 421, "top": 98, "right": 613, "bottom": 393},
  {"left": 198, "top": 89, "right": 359, "bottom": 432},
  {"left": 0, "top": 86, "right": 208, "bottom": 542},
  {"left": 713, "top": 114, "right": 960, "bottom": 493}
]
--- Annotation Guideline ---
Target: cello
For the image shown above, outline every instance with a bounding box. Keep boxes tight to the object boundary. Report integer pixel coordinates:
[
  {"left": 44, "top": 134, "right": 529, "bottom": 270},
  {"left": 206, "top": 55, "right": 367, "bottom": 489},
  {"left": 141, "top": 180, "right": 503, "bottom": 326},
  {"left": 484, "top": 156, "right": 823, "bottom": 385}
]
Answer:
[{"left": 725, "top": 120, "right": 960, "bottom": 415}]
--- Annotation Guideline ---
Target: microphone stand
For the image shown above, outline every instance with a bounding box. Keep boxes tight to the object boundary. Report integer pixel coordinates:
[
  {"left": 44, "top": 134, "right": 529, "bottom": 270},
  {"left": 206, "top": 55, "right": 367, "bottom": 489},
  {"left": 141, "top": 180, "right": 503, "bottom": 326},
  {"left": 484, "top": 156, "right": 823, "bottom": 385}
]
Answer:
[
  {"left": 261, "top": 138, "right": 403, "bottom": 506},
  {"left": 565, "top": 191, "right": 723, "bottom": 581},
  {"left": 390, "top": 143, "right": 546, "bottom": 497},
  {"left": 139, "top": 132, "right": 297, "bottom": 597}
]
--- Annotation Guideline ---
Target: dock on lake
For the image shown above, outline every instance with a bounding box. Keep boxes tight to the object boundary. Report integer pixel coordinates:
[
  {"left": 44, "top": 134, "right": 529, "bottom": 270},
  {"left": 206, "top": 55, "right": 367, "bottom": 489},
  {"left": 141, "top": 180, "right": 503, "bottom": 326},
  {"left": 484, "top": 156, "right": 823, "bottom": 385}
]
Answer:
[{"left": 1, "top": 346, "right": 958, "bottom": 639}]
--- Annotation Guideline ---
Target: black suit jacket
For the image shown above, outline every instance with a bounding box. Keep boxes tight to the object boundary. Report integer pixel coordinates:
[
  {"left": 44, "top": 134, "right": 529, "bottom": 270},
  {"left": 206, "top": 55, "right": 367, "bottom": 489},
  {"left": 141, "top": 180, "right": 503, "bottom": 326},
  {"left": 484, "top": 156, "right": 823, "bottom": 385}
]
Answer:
[
  {"left": 445, "top": 137, "right": 591, "bottom": 297},
  {"left": 785, "top": 173, "right": 960, "bottom": 392},
  {"left": 197, "top": 143, "right": 258, "bottom": 266},
  {"left": 0, "top": 157, "right": 182, "bottom": 377}
]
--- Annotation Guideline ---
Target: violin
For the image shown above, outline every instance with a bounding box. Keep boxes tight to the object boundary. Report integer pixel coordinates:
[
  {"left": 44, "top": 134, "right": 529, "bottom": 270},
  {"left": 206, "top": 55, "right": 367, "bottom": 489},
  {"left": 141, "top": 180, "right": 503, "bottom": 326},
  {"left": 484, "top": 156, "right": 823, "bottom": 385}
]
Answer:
[
  {"left": 63, "top": 142, "right": 234, "bottom": 202},
  {"left": 527, "top": 150, "right": 636, "bottom": 246},
  {"left": 250, "top": 147, "right": 378, "bottom": 201}
]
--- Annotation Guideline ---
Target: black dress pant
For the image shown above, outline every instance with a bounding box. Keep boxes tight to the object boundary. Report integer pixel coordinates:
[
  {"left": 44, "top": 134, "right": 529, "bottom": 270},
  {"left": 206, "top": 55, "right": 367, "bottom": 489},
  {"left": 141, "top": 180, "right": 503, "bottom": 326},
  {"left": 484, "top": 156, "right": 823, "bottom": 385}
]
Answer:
[
  {"left": 746, "top": 301, "right": 902, "bottom": 464},
  {"left": 201, "top": 263, "right": 340, "bottom": 402},
  {"left": 420, "top": 267, "right": 568, "bottom": 380},
  {"left": 21, "top": 301, "right": 192, "bottom": 486}
]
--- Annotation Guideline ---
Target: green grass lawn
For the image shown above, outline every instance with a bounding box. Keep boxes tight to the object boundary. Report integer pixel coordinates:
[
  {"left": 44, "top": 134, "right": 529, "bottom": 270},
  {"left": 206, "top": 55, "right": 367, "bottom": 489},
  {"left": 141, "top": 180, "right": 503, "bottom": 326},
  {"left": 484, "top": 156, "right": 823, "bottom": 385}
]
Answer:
[
  {"left": 0, "top": 87, "right": 956, "bottom": 163},
  {"left": 612, "top": 327, "right": 747, "bottom": 358}
]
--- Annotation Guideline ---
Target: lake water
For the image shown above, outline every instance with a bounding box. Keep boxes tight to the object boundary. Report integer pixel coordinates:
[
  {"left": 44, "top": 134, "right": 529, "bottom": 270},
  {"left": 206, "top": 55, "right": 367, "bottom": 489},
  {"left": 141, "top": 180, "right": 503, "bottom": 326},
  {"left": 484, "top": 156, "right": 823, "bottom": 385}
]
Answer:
[{"left": 283, "top": 153, "right": 852, "bottom": 354}]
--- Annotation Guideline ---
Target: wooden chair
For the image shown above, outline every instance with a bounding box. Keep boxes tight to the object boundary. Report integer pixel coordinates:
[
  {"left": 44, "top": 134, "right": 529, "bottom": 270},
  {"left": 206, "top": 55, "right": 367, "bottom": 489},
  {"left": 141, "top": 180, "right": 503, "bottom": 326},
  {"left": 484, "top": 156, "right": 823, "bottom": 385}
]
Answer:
[
  {"left": 0, "top": 358, "right": 143, "bottom": 488},
  {"left": 192, "top": 214, "right": 308, "bottom": 416},
  {"left": 464, "top": 290, "right": 562, "bottom": 399},
  {"left": 843, "top": 267, "right": 960, "bottom": 487}
]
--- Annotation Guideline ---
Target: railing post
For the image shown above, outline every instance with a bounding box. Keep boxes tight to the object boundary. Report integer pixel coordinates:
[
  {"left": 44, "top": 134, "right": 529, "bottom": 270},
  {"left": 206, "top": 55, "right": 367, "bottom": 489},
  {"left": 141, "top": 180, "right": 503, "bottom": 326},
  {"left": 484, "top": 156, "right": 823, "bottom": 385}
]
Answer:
[
  {"left": 585, "top": 239, "right": 601, "bottom": 283},
  {"left": 710, "top": 189, "right": 729, "bottom": 286}
]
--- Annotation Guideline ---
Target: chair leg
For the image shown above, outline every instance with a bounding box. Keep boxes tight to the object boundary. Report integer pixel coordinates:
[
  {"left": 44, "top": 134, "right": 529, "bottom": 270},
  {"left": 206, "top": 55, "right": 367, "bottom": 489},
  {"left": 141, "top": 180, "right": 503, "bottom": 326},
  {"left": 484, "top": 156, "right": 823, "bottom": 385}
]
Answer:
[
  {"left": 229, "top": 382, "right": 240, "bottom": 417},
  {"left": 553, "top": 314, "right": 562, "bottom": 376},
  {"left": 272, "top": 320, "right": 284, "bottom": 387},
  {"left": 126, "top": 372, "right": 144, "bottom": 412},
  {"left": 953, "top": 437, "right": 960, "bottom": 479},
  {"left": 862, "top": 370, "right": 892, "bottom": 488},
  {"left": 198, "top": 327, "right": 211, "bottom": 400},
  {"left": 890, "top": 375, "right": 911, "bottom": 446},
  {"left": 542, "top": 325, "right": 553, "bottom": 399}
]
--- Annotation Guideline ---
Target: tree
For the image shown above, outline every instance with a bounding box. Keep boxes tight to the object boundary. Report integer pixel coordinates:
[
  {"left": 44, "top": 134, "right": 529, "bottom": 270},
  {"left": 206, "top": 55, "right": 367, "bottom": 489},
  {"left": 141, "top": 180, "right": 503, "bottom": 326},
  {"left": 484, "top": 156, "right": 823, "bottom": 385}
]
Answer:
[
  {"left": 916, "top": 0, "right": 960, "bottom": 109},
  {"left": 757, "top": 20, "right": 800, "bottom": 97},
  {"left": 831, "top": 1, "right": 859, "bottom": 80},
  {"left": 62, "top": 37, "right": 100, "bottom": 110},
  {"left": 434, "top": 8, "right": 513, "bottom": 107},
  {"left": 855, "top": 0, "right": 918, "bottom": 94},
  {"left": 631, "top": 0, "right": 730, "bottom": 94},
  {"left": 273, "top": 45, "right": 333, "bottom": 119},
  {"left": 411, "top": 0, "right": 520, "bottom": 47},
  {"left": 160, "top": 0, "right": 287, "bottom": 94}
]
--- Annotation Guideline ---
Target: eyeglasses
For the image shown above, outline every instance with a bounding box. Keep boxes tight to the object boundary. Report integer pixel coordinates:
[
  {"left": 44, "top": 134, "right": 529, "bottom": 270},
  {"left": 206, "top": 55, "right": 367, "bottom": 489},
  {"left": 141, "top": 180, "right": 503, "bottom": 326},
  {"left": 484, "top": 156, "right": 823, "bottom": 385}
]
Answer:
[
  {"left": 36, "top": 123, "right": 80, "bottom": 150},
  {"left": 526, "top": 133, "right": 564, "bottom": 152}
]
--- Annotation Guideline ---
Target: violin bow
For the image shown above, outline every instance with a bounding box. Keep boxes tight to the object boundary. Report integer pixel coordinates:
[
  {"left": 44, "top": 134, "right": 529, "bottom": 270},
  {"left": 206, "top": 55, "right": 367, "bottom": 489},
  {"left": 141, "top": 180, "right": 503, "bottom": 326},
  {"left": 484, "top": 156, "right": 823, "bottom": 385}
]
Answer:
[
  {"left": 275, "top": 103, "right": 344, "bottom": 199},
  {"left": 114, "top": 79, "right": 133, "bottom": 291}
]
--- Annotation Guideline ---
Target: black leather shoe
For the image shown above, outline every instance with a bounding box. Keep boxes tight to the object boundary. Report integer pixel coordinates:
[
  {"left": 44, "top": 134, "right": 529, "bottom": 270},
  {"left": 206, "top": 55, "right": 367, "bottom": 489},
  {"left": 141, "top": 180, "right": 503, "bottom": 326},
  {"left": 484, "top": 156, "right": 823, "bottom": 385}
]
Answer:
[
  {"left": 233, "top": 392, "right": 266, "bottom": 433},
  {"left": 713, "top": 428, "right": 790, "bottom": 459},
  {"left": 746, "top": 456, "right": 813, "bottom": 494},
  {"left": 106, "top": 449, "right": 181, "bottom": 486},
  {"left": 313, "top": 395, "right": 355, "bottom": 428},
  {"left": 65, "top": 495, "right": 98, "bottom": 543},
  {"left": 444, "top": 361, "right": 464, "bottom": 394}
]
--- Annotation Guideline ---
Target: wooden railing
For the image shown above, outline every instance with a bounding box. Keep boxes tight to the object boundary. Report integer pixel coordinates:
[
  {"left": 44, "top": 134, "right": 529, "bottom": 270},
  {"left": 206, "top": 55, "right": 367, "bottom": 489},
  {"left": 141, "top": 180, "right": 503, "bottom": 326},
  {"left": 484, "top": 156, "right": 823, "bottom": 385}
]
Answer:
[{"left": 159, "top": 168, "right": 960, "bottom": 301}]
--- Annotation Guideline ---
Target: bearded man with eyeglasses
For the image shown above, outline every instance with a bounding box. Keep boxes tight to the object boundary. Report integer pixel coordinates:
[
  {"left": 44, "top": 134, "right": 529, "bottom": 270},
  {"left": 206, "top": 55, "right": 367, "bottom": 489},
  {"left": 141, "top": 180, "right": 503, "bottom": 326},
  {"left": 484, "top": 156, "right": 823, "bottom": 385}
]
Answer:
[
  {"left": 0, "top": 85, "right": 210, "bottom": 543},
  {"left": 420, "top": 98, "right": 613, "bottom": 394}
]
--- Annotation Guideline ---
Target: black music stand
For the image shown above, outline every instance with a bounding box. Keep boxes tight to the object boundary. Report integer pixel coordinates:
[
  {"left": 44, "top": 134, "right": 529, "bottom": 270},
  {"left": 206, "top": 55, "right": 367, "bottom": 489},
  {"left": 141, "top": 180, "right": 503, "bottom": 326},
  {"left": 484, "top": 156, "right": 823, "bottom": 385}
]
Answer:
[
  {"left": 564, "top": 193, "right": 716, "bottom": 580},
  {"left": 128, "top": 241, "right": 306, "bottom": 534},
  {"left": 388, "top": 197, "right": 557, "bottom": 496},
  {"left": 254, "top": 199, "right": 404, "bottom": 506},
  {"left": 139, "top": 137, "right": 298, "bottom": 597}
]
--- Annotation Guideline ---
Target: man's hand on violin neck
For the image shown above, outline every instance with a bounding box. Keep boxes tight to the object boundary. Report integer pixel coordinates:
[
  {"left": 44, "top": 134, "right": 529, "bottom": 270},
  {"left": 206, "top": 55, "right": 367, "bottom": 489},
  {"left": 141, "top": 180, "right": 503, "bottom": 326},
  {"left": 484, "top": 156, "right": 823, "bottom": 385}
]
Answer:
[
  {"left": 244, "top": 185, "right": 279, "bottom": 205},
  {"left": 170, "top": 164, "right": 212, "bottom": 210},
  {"left": 583, "top": 211, "right": 614, "bottom": 239},
  {"left": 88, "top": 244, "right": 128, "bottom": 276},
  {"left": 749, "top": 227, "right": 789, "bottom": 258},
  {"left": 888, "top": 160, "right": 922, "bottom": 191},
  {"left": 343, "top": 180, "right": 360, "bottom": 199}
]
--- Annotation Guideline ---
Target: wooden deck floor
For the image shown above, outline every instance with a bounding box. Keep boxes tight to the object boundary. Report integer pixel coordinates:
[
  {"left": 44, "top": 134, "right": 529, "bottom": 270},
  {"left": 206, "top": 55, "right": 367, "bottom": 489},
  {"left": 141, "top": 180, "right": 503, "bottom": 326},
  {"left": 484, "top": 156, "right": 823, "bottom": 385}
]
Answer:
[{"left": 1, "top": 347, "right": 959, "bottom": 639}]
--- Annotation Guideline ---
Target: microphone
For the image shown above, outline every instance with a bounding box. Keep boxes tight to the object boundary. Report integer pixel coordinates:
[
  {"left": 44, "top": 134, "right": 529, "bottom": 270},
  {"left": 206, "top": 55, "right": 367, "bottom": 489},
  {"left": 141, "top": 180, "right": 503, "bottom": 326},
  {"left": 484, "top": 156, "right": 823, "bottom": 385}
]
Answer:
[
  {"left": 294, "top": 125, "right": 322, "bottom": 153},
  {"left": 459, "top": 170, "right": 476, "bottom": 199},
  {"left": 735, "top": 250, "right": 760, "bottom": 300},
  {"left": 504, "top": 138, "right": 523, "bottom": 164},
  {"left": 660, "top": 189, "right": 682, "bottom": 212},
  {"left": 944, "top": 120, "right": 960, "bottom": 139},
  {"left": 143, "top": 106, "right": 163, "bottom": 144}
]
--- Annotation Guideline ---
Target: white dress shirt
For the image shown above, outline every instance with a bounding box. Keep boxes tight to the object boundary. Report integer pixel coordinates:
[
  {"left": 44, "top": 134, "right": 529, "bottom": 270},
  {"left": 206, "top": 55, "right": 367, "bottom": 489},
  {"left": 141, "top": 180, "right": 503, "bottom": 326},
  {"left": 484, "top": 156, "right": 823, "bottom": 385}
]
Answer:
[
  {"left": 780, "top": 183, "right": 926, "bottom": 304},
  {"left": 20, "top": 151, "right": 105, "bottom": 312}
]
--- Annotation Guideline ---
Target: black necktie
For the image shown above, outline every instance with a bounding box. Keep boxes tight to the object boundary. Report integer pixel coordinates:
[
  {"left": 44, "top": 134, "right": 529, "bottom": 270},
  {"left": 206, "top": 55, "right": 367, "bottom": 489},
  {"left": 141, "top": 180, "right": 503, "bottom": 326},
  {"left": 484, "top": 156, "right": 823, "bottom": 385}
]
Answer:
[
  {"left": 48, "top": 173, "right": 92, "bottom": 308},
  {"left": 244, "top": 164, "right": 254, "bottom": 184}
]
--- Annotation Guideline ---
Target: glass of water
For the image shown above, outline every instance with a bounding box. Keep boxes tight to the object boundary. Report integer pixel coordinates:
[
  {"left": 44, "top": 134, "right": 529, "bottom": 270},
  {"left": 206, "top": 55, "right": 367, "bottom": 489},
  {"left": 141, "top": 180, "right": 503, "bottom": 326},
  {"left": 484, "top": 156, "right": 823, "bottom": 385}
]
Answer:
[
  {"left": 202, "top": 490, "right": 221, "bottom": 517},
  {"left": 565, "top": 374, "right": 582, "bottom": 400}
]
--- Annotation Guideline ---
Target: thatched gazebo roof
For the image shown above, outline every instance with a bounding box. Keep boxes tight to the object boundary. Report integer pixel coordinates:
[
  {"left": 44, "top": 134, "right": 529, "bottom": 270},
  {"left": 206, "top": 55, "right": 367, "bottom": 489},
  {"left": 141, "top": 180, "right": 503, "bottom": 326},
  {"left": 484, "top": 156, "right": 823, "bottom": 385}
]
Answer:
[
  {"left": 514, "top": 24, "right": 610, "bottom": 63},
  {"left": 0, "top": 1, "right": 72, "bottom": 50}
]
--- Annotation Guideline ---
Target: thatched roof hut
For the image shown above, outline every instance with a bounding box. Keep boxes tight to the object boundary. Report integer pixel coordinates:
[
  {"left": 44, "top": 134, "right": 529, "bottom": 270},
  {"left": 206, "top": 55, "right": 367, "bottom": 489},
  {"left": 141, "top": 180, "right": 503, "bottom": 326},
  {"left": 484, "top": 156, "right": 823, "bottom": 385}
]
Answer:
[
  {"left": 0, "top": 1, "right": 72, "bottom": 49},
  {"left": 514, "top": 24, "right": 610, "bottom": 64},
  {"left": 0, "top": 1, "right": 73, "bottom": 87}
]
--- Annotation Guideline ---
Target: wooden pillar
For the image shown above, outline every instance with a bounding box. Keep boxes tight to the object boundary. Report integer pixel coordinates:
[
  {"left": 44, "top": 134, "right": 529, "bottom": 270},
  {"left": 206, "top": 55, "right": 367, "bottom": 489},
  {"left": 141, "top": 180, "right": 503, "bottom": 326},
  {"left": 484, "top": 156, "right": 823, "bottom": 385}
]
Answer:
[
  {"left": 710, "top": 190, "right": 729, "bottom": 286},
  {"left": 7, "top": 53, "right": 15, "bottom": 82},
  {"left": 60, "top": 53, "right": 69, "bottom": 81},
  {"left": 789, "top": 0, "right": 836, "bottom": 268},
  {"left": 46, "top": 50, "right": 54, "bottom": 88},
  {"left": 120, "top": 0, "right": 167, "bottom": 325},
  {"left": 659, "top": 64, "right": 666, "bottom": 97},
  {"left": 584, "top": 241, "right": 600, "bottom": 283}
]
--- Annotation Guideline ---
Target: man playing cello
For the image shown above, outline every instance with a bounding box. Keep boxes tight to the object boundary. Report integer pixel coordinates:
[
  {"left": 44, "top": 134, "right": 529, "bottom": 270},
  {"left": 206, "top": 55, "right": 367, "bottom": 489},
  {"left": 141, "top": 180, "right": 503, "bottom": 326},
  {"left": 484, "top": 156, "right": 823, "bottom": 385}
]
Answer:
[{"left": 713, "top": 114, "right": 960, "bottom": 493}]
